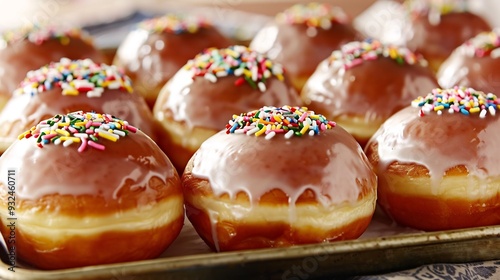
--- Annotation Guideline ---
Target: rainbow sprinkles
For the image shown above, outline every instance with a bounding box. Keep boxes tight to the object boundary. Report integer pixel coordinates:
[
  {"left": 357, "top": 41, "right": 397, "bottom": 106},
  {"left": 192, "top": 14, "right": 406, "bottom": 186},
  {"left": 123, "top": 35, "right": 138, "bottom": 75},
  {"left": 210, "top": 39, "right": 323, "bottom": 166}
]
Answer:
[
  {"left": 412, "top": 87, "right": 500, "bottom": 117},
  {"left": 226, "top": 105, "right": 336, "bottom": 140},
  {"left": 184, "top": 45, "right": 285, "bottom": 92},
  {"left": 0, "top": 24, "right": 91, "bottom": 47},
  {"left": 276, "top": 3, "right": 349, "bottom": 29},
  {"left": 329, "top": 39, "right": 427, "bottom": 70},
  {"left": 14, "top": 58, "right": 133, "bottom": 97},
  {"left": 140, "top": 14, "right": 209, "bottom": 34},
  {"left": 462, "top": 30, "right": 500, "bottom": 58},
  {"left": 18, "top": 111, "right": 138, "bottom": 152}
]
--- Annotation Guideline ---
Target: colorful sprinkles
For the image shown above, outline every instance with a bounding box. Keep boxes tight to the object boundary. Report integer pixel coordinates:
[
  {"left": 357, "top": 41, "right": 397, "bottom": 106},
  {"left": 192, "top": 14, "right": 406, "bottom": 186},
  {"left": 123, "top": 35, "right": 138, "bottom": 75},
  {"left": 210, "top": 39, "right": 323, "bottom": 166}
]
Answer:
[
  {"left": 329, "top": 39, "right": 427, "bottom": 70},
  {"left": 14, "top": 58, "right": 133, "bottom": 97},
  {"left": 405, "top": 0, "right": 467, "bottom": 17},
  {"left": 462, "top": 30, "right": 500, "bottom": 58},
  {"left": 18, "top": 111, "right": 138, "bottom": 152},
  {"left": 411, "top": 87, "right": 500, "bottom": 117},
  {"left": 276, "top": 3, "right": 348, "bottom": 29},
  {"left": 0, "top": 24, "right": 90, "bottom": 47},
  {"left": 139, "top": 14, "right": 210, "bottom": 34},
  {"left": 184, "top": 45, "right": 285, "bottom": 92},
  {"left": 226, "top": 105, "right": 336, "bottom": 140}
]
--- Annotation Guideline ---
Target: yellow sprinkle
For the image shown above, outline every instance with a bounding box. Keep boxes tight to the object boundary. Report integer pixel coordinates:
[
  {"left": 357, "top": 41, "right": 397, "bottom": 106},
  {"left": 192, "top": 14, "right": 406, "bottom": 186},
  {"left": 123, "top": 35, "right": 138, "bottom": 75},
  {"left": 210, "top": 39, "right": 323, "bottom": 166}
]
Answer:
[
  {"left": 18, "top": 131, "right": 29, "bottom": 140},
  {"left": 55, "top": 129, "right": 70, "bottom": 136},
  {"left": 57, "top": 122, "right": 70, "bottom": 127},
  {"left": 62, "top": 88, "right": 78, "bottom": 96},
  {"left": 273, "top": 115, "right": 282, "bottom": 123},
  {"left": 243, "top": 69, "right": 252, "bottom": 77},
  {"left": 255, "top": 126, "right": 267, "bottom": 137},
  {"left": 226, "top": 49, "right": 239, "bottom": 58},
  {"left": 98, "top": 131, "right": 118, "bottom": 142},
  {"left": 276, "top": 74, "right": 284, "bottom": 81},
  {"left": 265, "top": 60, "right": 272, "bottom": 68},
  {"left": 59, "top": 136, "right": 81, "bottom": 143},
  {"left": 75, "top": 121, "right": 87, "bottom": 126},
  {"left": 276, "top": 124, "right": 282, "bottom": 129},
  {"left": 310, "top": 115, "right": 320, "bottom": 120},
  {"left": 470, "top": 107, "right": 480, "bottom": 113},
  {"left": 434, "top": 105, "right": 444, "bottom": 111},
  {"left": 300, "top": 124, "right": 310, "bottom": 135}
]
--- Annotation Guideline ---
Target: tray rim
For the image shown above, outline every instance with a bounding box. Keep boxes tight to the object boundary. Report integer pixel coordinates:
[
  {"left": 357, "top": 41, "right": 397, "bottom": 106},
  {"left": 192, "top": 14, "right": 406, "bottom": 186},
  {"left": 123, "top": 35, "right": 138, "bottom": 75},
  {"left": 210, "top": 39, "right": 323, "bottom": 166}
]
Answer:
[{"left": 0, "top": 224, "right": 498, "bottom": 280}]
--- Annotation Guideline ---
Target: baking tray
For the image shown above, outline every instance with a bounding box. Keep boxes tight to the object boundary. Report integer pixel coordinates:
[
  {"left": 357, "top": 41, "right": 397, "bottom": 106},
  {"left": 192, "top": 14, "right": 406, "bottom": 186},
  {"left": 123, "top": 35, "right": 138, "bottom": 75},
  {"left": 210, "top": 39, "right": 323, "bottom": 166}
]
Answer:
[{"left": 0, "top": 208, "right": 498, "bottom": 280}]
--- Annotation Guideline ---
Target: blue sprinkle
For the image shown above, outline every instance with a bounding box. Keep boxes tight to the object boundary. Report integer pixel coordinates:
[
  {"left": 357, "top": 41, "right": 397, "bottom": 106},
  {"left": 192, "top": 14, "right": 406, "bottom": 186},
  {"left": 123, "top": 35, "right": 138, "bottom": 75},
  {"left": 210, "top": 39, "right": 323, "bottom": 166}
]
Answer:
[
  {"left": 230, "top": 122, "right": 238, "bottom": 133},
  {"left": 460, "top": 108, "right": 469, "bottom": 115}
]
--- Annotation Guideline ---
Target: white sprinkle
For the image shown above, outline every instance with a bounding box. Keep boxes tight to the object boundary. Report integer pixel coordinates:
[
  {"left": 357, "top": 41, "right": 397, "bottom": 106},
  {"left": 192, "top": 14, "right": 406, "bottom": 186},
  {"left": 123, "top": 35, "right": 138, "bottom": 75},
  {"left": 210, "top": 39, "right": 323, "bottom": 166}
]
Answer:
[
  {"left": 234, "top": 129, "right": 245, "bottom": 134},
  {"left": 215, "top": 71, "right": 228, "bottom": 77},
  {"left": 285, "top": 130, "right": 294, "bottom": 139},
  {"left": 234, "top": 68, "right": 244, "bottom": 76},
  {"left": 480, "top": 109, "right": 487, "bottom": 118},
  {"left": 246, "top": 127, "right": 259, "bottom": 135},
  {"left": 101, "top": 124, "right": 110, "bottom": 130},
  {"left": 489, "top": 106, "right": 496, "bottom": 116},
  {"left": 107, "top": 81, "right": 121, "bottom": 89},
  {"left": 437, "top": 110, "right": 442, "bottom": 115},
  {"left": 74, "top": 133, "right": 88, "bottom": 138},
  {"left": 251, "top": 66, "right": 258, "bottom": 81},
  {"left": 63, "top": 139, "right": 73, "bottom": 147},
  {"left": 113, "top": 130, "right": 126, "bottom": 137},
  {"left": 309, "top": 130, "right": 315, "bottom": 136},
  {"left": 448, "top": 108, "right": 454, "bottom": 114},
  {"left": 87, "top": 87, "right": 104, "bottom": 98},
  {"left": 54, "top": 138, "right": 62, "bottom": 145},
  {"left": 204, "top": 73, "right": 217, "bottom": 83},
  {"left": 257, "top": 82, "right": 266, "bottom": 92},
  {"left": 265, "top": 131, "right": 276, "bottom": 140}
]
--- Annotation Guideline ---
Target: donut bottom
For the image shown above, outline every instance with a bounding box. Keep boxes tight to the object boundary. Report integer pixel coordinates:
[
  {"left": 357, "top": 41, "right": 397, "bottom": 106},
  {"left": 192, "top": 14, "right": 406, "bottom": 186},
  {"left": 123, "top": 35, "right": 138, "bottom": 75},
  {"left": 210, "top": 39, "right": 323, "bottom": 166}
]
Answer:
[
  {"left": 0, "top": 195, "right": 184, "bottom": 270},
  {"left": 333, "top": 115, "right": 384, "bottom": 148},
  {"left": 155, "top": 116, "right": 216, "bottom": 175},
  {"left": 185, "top": 193, "right": 376, "bottom": 252},
  {"left": 377, "top": 172, "right": 500, "bottom": 231}
]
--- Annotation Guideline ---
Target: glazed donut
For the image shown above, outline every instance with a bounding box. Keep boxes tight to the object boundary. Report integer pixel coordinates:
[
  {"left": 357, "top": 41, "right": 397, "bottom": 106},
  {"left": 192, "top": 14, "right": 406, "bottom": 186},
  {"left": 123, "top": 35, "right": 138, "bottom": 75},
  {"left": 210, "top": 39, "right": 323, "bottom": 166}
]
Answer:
[
  {"left": 365, "top": 87, "right": 500, "bottom": 231},
  {"left": 0, "top": 58, "right": 157, "bottom": 154},
  {"left": 250, "top": 2, "right": 361, "bottom": 92},
  {"left": 182, "top": 105, "right": 377, "bottom": 252},
  {"left": 113, "top": 14, "right": 232, "bottom": 108},
  {"left": 0, "top": 24, "right": 105, "bottom": 112},
  {"left": 0, "top": 111, "right": 184, "bottom": 269},
  {"left": 301, "top": 39, "right": 438, "bottom": 147},
  {"left": 403, "top": 0, "right": 491, "bottom": 72},
  {"left": 153, "top": 45, "right": 301, "bottom": 174},
  {"left": 438, "top": 30, "right": 500, "bottom": 93}
]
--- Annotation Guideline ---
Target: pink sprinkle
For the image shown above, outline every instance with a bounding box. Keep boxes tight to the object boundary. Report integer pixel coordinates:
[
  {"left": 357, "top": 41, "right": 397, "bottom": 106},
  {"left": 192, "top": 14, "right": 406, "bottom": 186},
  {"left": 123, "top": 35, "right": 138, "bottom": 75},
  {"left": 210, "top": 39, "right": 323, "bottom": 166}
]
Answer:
[
  {"left": 68, "top": 127, "right": 77, "bottom": 133},
  {"left": 88, "top": 141, "right": 105, "bottom": 151},
  {"left": 127, "top": 125, "right": 138, "bottom": 133},
  {"left": 78, "top": 138, "right": 87, "bottom": 153},
  {"left": 85, "top": 129, "right": 94, "bottom": 134},
  {"left": 298, "top": 111, "right": 308, "bottom": 122},
  {"left": 320, "top": 123, "right": 326, "bottom": 131},
  {"left": 85, "top": 121, "right": 92, "bottom": 128},
  {"left": 92, "top": 122, "right": 102, "bottom": 126},
  {"left": 42, "top": 133, "right": 57, "bottom": 140}
]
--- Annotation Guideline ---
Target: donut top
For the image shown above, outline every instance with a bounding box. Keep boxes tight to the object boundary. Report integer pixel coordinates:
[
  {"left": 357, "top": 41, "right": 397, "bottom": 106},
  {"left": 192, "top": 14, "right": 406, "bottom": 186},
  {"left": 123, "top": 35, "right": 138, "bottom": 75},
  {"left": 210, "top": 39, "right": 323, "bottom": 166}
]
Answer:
[
  {"left": 14, "top": 58, "right": 133, "bottom": 97},
  {"left": 183, "top": 45, "right": 285, "bottom": 92},
  {"left": 405, "top": 0, "right": 467, "bottom": 17},
  {"left": 276, "top": 3, "right": 349, "bottom": 29},
  {"left": 0, "top": 24, "right": 91, "bottom": 47},
  {"left": 18, "top": 111, "right": 138, "bottom": 152},
  {"left": 226, "top": 106, "right": 336, "bottom": 139},
  {"left": 411, "top": 87, "right": 500, "bottom": 117},
  {"left": 139, "top": 14, "right": 210, "bottom": 34},
  {"left": 328, "top": 39, "right": 427, "bottom": 70},
  {"left": 461, "top": 30, "right": 500, "bottom": 58},
  {"left": 192, "top": 108, "right": 375, "bottom": 206}
]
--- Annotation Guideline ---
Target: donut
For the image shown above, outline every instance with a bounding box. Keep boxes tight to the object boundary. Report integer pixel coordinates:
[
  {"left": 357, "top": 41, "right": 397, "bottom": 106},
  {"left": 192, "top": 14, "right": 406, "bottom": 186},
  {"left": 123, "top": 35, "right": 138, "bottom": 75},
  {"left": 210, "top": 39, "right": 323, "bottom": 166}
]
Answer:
[
  {"left": 365, "top": 87, "right": 500, "bottom": 231},
  {"left": 182, "top": 105, "right": 377, "bottom": 252},
  {"left": 0, "top": 24, "right": 106, "bottom": 112},
  {"left": 438, "top": 30, "right": 500, "bottom": 93},
  {"left": 301, "top": 39, "right": 438, "bottom": 147},
  {"left": 113, "top": 14, "right": 232, "bottom": 109},
  {"left": 153, "top": 45, "right": 301, "bottom": 174},
  {"left": 403, "top": 0, "right": 491, "bottom": 72},
  {"left": 0, "top": 58, "right": 157, "bottom": 154},
  {"left": 0, "top": 111, "right": 184, "bottom": 269},
  {"left": 250, "top": 3, "right": 361, "bottom": 92}
]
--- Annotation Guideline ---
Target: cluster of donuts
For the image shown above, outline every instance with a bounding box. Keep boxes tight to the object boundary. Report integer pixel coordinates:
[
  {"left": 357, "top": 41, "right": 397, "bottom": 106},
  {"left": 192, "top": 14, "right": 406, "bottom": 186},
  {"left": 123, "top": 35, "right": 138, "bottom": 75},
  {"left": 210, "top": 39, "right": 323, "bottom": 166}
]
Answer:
[{"left": 0, "top": 0, "right": 498, "bottom": 271}]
